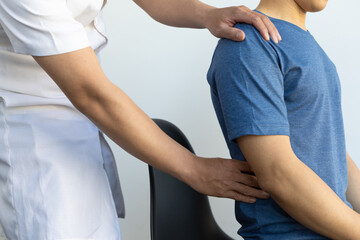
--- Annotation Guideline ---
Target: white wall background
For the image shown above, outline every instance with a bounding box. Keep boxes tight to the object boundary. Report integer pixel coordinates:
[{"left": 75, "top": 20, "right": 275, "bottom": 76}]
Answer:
[{"left": 100, "top": 1, "right": 360, "bottom": 239}]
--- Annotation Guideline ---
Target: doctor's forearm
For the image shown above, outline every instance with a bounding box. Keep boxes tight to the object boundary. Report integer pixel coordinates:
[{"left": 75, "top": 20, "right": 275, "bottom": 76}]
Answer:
[
  {"left": 133, "top": 0, "right": 212, "bottom": 28},
  {"left": 80, "top": 80, "right": 197, "bottom": 181},
  {"left": 33, "top": 48, "right": 195, "bottom": 182}
]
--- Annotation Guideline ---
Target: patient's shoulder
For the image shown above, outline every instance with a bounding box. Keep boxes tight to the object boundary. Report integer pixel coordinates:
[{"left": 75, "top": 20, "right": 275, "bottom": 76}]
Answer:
[
  {"left": 212, "top": 23, "right": 278, "bottom": 66},
  {"left": 234, "top": 23, "right": 263, "bottom": 38},
  {"left": 207, "top": 23, "right": 281, "bottom": 86}
]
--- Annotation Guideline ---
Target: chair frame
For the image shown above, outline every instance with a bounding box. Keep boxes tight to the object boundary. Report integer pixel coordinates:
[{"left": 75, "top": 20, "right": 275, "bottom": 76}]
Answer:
[{"left": 149, "top": 119, "right": 234, "bottom": 240}]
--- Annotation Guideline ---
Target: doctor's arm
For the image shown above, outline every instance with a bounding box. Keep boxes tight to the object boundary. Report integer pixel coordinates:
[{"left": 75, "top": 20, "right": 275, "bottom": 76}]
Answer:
[
  {"left": 133, "top": 0, "right": 281, "bottom": 42},
  {"left": 346, "top": 152, "right": 360, "bottom": 213},
  {"left": 32, "top": 47, "right": 269, "bottom": 203},
  {"left": 237, "top": 135, "right": 360, "bottom": 240}
]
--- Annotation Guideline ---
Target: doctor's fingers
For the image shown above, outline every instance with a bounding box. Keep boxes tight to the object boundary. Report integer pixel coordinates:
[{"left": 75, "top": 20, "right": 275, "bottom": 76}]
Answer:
[
  {"left": 233, "top": 5, "right": 281, "bottom": 43},
  {"left": 232, "top": 171, "right": 261, "bottom": 189},
  {"left": 236, "top": 159, "right": 252, "bottom": 171},
  {"left": 226, "top": 182, "right": 270, "bottom": 202},
  {"left": 260, "top": 13, "right": 282, "bottom": 41},
  {"left": 224, "top": 159, "right": 262, "bottom": 188}
]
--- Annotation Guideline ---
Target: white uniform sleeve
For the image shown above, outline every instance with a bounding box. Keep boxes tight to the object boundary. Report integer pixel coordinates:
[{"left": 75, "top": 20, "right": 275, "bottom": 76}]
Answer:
[{"left": 0, "top": 0, "right": 90, "bottom": 56}]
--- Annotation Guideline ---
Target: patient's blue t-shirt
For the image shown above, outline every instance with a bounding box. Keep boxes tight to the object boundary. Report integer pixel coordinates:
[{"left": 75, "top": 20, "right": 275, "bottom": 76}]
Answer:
[{"left": 207, "top": 13, "right": 351, "bottom": 239}]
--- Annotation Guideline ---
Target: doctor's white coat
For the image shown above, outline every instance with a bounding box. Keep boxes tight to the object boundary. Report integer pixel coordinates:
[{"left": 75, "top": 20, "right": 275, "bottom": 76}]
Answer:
[{"left": 0, "top": 0, "right": 125, "bottom": 239}]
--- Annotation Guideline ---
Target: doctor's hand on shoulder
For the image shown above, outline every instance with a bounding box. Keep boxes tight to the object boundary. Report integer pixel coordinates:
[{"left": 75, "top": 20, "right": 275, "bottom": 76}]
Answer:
[
  {"left": 205, "top": 5, "right": 281, "bottom": 42},
  {"left": 134, "top": 0, "right": 281, "bottom": 43}
]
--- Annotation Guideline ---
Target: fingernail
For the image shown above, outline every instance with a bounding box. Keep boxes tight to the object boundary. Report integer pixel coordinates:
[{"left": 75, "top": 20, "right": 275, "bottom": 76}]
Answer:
[
  {"left": 263, "top": 192, "right": 270, "bottom": 197},
  {"left": 237, "top": 33, "right": 245, "bottom": 41},
  {"left": 249, "top": 198, "right": 256, "bottom": 203}
]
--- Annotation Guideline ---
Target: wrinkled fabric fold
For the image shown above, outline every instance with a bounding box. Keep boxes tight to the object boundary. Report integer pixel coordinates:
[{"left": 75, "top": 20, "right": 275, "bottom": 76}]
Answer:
[{"left": 0, "top": 101, "right": 123, "bottom": 239}]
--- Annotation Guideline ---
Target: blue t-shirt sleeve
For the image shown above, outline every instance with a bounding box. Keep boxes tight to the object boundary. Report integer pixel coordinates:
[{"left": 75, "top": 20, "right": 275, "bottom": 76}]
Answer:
[{"left": 208, "top": 25, "right": 290, "bottom": 142}]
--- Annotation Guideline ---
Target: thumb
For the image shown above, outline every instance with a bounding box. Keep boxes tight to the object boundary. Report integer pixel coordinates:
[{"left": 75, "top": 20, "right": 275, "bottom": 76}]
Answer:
[{"left": 222, "top": 27, "right": 246, "bottom": 42}]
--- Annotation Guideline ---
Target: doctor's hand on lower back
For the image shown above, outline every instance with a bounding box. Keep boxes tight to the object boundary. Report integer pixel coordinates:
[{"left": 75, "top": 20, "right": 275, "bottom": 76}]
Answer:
[
  {"left": 183, "top": 156, "right": 270, "bottom": 202},
  {"left": 34, "top": 47, "right": 269, "bottom": 203}
]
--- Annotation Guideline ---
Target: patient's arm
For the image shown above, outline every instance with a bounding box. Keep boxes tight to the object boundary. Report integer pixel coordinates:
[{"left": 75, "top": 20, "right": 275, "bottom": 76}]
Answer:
[
  {"left": 237, "top": 135, "right": 360, "bottom": 240},
  {"left": 346, "top": 152, "right": 360, "bottom": 213}
]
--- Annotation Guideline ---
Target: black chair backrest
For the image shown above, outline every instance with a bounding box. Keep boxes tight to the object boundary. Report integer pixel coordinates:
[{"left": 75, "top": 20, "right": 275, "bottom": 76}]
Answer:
[{"left": 149, "top": 119, "right": 233, "bottom": 240}]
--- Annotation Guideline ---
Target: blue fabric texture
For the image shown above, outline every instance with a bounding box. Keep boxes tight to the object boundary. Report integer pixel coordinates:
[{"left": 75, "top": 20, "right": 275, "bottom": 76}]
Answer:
[{"left": 207, "top": 12, "right": 350, "bottom": 239}]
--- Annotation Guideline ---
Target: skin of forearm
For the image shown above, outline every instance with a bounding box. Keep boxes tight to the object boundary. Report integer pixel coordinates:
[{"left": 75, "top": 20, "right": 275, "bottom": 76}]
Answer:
[
  {"left": 346, "top": 152, "right": 360, "bottom": 213},
  {"left": 265, "top": 157, "right": 360, "bottom": 240},
  {"left": 133, "top": 0, "right": 213, "bottom": 28},
  {"left": 237, "top": 136, "right": 360, "bottom": 240},
  {"left": 33, "top": 48, "right": 196, "bottom": 183},
  {"left": 82, "top": 80, "right": 197, "bottom": 182}
]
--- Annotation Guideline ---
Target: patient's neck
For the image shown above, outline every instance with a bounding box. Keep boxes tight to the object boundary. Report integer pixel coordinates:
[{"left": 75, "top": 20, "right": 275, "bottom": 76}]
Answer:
[{"left": 256, "top": 0, "right": 307, "bottom": 31}]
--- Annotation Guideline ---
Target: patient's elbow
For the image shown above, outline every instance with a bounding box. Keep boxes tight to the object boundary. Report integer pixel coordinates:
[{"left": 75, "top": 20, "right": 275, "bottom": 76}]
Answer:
[
  {"left": 237, "top": 135, "right": 298, "bottom": 197},
  {"left": 256, "top": 162, "right": 291, "bottom": 196}
]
